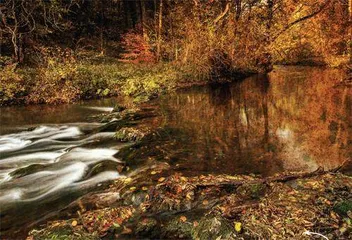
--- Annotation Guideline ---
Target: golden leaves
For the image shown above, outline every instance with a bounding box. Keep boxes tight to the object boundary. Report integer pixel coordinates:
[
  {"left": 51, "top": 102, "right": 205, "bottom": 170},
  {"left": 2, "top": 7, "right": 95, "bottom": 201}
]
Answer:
[{"left": 71, "top": 220, "right": 78, "bottom": 227}]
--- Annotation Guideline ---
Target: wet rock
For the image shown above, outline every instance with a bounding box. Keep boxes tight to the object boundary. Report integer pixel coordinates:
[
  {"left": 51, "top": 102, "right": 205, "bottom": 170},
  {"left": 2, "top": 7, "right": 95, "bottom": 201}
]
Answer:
[
  {"left": 115, "top": 127, "right": 145, "bottom": 142},
  {"left": 112, "top": 105, "right": 126, "bottom": 112},
  {"left": 9, "top": 164, "right": 48, "bottom": 179},
  {"left": 192, "top": 214, "right": 236, "bottom": 240},
  {"left": 136, "top": 218, "right": 158, "bottom": 237}
]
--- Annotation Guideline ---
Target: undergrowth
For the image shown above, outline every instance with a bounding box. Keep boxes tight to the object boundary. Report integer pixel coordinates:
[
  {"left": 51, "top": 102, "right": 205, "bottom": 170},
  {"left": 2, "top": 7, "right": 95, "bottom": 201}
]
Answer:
[{"left": 0, "top": 59, "right": 188, "bottom": 106}]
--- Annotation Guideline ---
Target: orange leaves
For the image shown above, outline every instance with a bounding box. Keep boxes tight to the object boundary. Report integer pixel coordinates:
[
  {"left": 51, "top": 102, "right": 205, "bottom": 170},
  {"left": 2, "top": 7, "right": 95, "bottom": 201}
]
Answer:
[{"left": 179, "top": 216, "right": 187, "bottom": 222}]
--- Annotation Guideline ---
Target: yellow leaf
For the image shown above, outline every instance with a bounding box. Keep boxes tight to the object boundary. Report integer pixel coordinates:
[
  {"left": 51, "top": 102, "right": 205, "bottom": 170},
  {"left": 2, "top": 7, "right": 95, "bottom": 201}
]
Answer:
[
  {"left": 142, "top": 186, "right": 148, "bottom": 191},
  {"left": 130, "top": 187, "right": 136, "bottom": 191},
  {"left": 179, "top": 216, "right": 187, "bottom": 222},
  {"left": 71, "top": 220, "right": 78, "bottom": 227},
  {"left": 151, "top": 171, "right": 157, "bottom": 175},
  {"left": 180, "top": 176, "right": 188, "bottom": 182},
  {"left": 234, "top": 222, "right": 242, "bottom": 232},
  {"left": 124, "top": 177, "right": 132, "bottom": 183},
  {"left": 158, "top": 177, "right": 166, "bottom": 182},
  {"left": 186, "top": 192, "right": 193, "bottom": 200}
]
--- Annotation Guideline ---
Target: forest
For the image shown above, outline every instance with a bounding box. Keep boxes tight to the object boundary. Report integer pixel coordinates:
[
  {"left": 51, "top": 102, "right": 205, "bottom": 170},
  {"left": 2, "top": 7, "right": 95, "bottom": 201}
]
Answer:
[
  {"left": 0, "top": 0, "right": 352, "bottom": 239},
  {"left": 0, "top": 0, "right": 351, "bottom": 105}
]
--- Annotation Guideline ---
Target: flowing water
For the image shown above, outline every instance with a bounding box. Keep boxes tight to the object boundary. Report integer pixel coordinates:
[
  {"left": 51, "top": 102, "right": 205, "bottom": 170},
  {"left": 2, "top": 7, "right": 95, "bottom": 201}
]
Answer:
[{"left": 0, "top": 66, "right": 351, "bottom": 235}]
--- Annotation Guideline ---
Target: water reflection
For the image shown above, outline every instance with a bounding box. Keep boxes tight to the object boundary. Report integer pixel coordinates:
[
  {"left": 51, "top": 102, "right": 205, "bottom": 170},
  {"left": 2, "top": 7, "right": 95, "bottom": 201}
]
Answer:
[{"left": 160, "top": 66, "right": 351, "bottom": 176}]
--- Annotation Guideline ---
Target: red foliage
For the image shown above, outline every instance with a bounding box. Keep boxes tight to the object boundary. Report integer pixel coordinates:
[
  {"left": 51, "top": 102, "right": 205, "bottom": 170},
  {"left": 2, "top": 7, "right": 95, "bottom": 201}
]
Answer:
[{"left": 119, "top": 30, "right": 155, "bottom": 63}]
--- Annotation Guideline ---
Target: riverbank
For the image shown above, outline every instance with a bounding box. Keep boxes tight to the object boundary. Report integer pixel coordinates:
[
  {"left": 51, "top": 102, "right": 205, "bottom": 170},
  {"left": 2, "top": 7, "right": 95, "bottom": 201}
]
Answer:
[
  {"left": 27, "top": 167, "right": 352, "bottom": 239},
  {"left": 0, "top": 55, "right": 256, "bottom": 106}
]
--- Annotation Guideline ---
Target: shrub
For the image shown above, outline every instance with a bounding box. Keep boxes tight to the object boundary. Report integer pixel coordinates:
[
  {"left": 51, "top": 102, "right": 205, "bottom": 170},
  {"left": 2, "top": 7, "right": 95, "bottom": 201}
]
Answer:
[
  {"left": 0, "top": 64, "right": 26, "bottom": 105},
  {"left": 27, "top": 49, "right": 80, "bottom": 104}
]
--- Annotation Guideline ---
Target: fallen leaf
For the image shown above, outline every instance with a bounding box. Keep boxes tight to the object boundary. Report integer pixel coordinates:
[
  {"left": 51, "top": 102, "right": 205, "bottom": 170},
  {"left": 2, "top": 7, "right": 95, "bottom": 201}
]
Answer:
[
  {"left": 193, "top": 221, "right": 199, "bottom": 227},
  {"left": 71, "top": 220, "right": 78, "bottom": 227},
  {"left": 158, "top": 177, "right": 166, "bottom": 182},
  {"left": 124, "top": 177, "right": 132, "bottom": 183},
  {"left": 202, "top": 200, "right": 209, "bottom": 205},
  {"left": 179, "top": 216, "right": 187, "bottom": 222},
  {"left": 130, "top": 186, "right": 136, "bottom": 191},
  {"left": 122, "top": 227, "right": 132, "bottom": 234},
  {"left": 142, "top": 186, "right": 148, "bottom": 191},
  {"left": 113, "top": 223, "right": 121, "bottom": 228},
  {"left": 234, "top": 222, "right": 242, "bottom": 232},
  {"left": 151, "top": 171, "right": 157, "bottom": 175},
  {"left": 116, "top": 217, "right": 123, "bottom": 225}
]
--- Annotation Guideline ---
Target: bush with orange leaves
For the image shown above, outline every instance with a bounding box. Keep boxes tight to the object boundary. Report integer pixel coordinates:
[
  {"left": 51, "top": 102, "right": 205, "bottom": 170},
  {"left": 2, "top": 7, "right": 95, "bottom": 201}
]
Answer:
[{"left": 119, "top": 30, "right": 155, "bottom": 64}]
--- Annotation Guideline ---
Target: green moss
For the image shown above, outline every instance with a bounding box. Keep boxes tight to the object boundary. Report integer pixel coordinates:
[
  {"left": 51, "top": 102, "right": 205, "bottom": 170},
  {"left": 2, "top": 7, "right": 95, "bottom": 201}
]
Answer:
[
  {"left": 334, "top": 201, "right": 352, "bottom": 216},
  {"left": 191, "top": 215, "right": 236, "bottom": 240}
]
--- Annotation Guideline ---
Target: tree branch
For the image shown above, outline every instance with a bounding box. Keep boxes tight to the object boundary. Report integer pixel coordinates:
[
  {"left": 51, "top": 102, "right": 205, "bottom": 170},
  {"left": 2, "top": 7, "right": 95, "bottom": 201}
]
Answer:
[
  {"left": 272, "top": 0, "right": 331, "bottom": 42},
  {"left": 214, "top": 2, "right": 231, "bottom": 24}
]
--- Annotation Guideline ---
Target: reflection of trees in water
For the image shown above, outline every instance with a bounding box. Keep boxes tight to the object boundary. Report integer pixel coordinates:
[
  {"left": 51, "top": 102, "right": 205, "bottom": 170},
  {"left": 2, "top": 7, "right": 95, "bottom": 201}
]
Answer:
[
  {"left": 267, "top": 67, "right": 350, "bottom": 171},
  {"left": 162, "top": 74, "right": 283, "bottom": 176},
  {"left": 161, "top": 67, "right": 349, "bottom": 175}
]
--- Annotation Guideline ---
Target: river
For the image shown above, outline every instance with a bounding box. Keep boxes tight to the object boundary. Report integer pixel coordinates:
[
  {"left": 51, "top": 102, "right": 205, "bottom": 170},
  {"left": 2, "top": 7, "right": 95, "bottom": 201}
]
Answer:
[{"left": 0, "top": 66, "right": 351, "bottom": 236}]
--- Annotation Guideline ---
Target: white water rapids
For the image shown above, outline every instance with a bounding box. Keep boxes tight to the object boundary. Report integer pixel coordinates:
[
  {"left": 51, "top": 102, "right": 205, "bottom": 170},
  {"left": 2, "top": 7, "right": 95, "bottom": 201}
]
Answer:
[{"left": 0, "top": 122, "right": 125, "bottom": 232}]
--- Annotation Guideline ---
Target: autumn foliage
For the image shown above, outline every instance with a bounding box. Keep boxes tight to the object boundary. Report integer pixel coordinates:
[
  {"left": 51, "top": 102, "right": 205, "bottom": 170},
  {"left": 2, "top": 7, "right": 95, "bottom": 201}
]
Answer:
[{"left": 119, "top": 30, "right": 155, "bottom": 64}]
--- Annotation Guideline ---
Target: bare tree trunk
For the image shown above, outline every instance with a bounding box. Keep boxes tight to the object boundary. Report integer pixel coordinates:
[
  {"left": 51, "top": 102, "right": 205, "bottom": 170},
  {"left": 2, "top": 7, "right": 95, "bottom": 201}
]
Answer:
[
  {"left": 349, "top": 0, "right": 352, "bottom": 63},
  {"left": 262, "top": 0, "right": 274, "bottom": 71},
  {"left": 100, "top": 1, "right": 105, "bottom": 55},
  {"left": 156, "top": 0, "right": 163, "bottom": 62},
  {"left": 235, "top": 0, "right": 241, "bottom": 21},
  {"left": 0, "top": 30, "right": 2, "bottom": 56},
  {"left": 139, "top": 0, "right": 147, "bottom": 39}
]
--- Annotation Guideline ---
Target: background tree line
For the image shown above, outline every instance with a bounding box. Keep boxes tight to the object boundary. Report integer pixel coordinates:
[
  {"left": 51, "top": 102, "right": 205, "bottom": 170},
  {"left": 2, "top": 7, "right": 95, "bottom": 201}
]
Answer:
[{"left": 1, "top": 0, "right": 350, "bottom": 69}]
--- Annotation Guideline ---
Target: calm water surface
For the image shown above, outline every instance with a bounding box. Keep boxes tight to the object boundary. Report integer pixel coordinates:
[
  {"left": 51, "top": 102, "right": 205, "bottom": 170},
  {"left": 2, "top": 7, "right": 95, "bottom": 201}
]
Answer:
[
  {"left": 159, "top": 66, "right": 351, "bottom": 176},
  {"left": 0, "top": 66, "right": 351, "bottom": 235}
]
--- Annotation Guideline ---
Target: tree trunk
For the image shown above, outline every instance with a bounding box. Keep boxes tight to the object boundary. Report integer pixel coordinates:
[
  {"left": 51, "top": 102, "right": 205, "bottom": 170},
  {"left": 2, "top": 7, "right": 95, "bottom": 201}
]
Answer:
[
  {"left": 349, "top": 0, "right": 352, "bottom": 63},
  {"left": 235, "top": 0, "right": 241, "bottom": 21},
  {"left": 156, "top": 0, "right": 163, "bottom": 62},
  {"left": 263, "top": 0, "right": 274, "bottom": 71},
  {"left": 100, "top": 1, "right": 105, "bottom": 55},
  {"left": 139, "top": 0, "right": 147, "bottom": 39}
]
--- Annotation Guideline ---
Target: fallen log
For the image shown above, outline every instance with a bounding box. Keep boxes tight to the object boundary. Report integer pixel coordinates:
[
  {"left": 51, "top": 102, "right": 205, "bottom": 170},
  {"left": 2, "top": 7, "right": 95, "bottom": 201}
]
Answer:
[{"left": 196, "top": 160, "right": 350, "bottom": 189}]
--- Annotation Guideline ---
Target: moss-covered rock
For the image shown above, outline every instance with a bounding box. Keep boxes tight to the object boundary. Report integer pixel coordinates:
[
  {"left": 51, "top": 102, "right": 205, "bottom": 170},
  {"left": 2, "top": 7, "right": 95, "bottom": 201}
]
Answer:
[
  {"left": 115, "top": 127, "right": 145, "bottom": 142},
  {"left": 192, "top": 215, "right": 236, "bottom": 240}
]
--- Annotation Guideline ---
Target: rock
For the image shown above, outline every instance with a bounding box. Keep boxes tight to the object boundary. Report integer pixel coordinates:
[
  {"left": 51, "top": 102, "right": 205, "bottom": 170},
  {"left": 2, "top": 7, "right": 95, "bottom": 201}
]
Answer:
[
  {"left": 115, "top": 127, "right": 145, "bottom": 142},
  {"left": 192, "top": 215, "right": 236, "bottom": 240},
  {"left": 136, "top": 218, "right": 158, "bottom": 237},
  {"left": 113, "top": 105, "right": 126, "bottom": 112}
]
